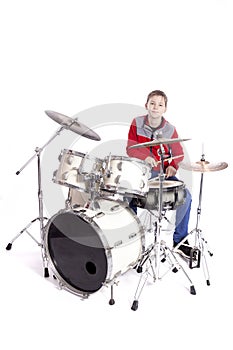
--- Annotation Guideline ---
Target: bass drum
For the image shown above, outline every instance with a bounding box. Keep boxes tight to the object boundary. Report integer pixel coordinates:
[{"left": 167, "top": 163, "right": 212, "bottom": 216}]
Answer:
[{"left": 44, "top": 198, "right": 145, "bottom": 295}]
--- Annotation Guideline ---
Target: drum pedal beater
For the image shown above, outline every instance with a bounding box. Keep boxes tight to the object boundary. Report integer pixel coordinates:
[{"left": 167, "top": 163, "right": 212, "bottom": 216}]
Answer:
[{"left": 6, "top": 126, "right": 66, "bottom": 278}]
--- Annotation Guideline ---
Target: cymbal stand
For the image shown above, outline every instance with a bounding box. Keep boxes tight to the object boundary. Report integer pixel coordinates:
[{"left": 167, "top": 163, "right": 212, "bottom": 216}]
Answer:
[
  {"left": 6, "top": 126, "right": 65, "bottom": 278},
  {"left": 186, "top": 153, "right": 213, "bottom": 285},
  {"left": 131, "top": 145, "right": 196, "bottom": 311}
]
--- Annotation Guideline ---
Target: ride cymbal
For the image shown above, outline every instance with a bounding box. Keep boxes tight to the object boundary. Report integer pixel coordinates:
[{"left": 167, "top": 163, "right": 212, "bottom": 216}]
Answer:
[
  {"left": 45, "top": 110, "right": 101, "bottom": 141},
  {"left": 179, "top": 160, "right": 228, "bottom": 172},
  {"left": 129, "top": 138, "right": 190, "bottom": 149}
]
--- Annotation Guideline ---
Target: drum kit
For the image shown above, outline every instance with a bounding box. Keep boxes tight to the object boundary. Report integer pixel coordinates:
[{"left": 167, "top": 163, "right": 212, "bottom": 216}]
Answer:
[{"left": 6, "top": 110, "right": 228, "bottom": 311}]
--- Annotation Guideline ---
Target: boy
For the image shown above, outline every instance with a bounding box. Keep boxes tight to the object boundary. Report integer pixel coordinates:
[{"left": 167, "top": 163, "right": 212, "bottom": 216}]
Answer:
[{"left": 126, "top": 90, "right": 192, "bottom": 258}]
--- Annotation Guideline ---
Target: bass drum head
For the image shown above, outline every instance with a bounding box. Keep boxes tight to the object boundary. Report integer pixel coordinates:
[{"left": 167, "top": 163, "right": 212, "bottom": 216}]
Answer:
[{"left": 46, "top": 210, "right": 108, "bottom": 293}]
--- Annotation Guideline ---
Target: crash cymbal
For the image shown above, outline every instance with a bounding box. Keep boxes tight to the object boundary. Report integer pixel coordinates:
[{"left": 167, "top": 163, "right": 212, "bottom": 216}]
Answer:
[
  {"left": 129, "top": 137, "right": 190, "bottom": 149},
  {"left": 179, "top": 160, "right": 228, "bottom": 172},
  {"left": 45, "top": 110, "right": 101, "bottom": 141}
]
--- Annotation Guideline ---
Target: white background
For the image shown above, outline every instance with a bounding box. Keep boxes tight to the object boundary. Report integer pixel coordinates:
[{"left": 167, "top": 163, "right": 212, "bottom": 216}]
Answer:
[{"left": 0, "top": 1, "right": 232, "bottom": 349}]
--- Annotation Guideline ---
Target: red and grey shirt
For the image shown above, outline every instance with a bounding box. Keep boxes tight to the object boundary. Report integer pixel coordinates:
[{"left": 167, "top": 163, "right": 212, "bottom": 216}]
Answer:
[{"left": 126, "top": 115, "right": 184, "bottom": 171}]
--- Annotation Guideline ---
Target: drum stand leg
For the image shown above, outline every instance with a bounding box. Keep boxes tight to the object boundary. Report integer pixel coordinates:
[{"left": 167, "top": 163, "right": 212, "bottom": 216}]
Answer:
[
  {"left": 131, "top": 145, "right": 196, "bottom": 311},
  {"left": 109, "top": 285, "right": 115, "bottom": 305},
  {"left": 104, "top": 279, "right": 119, "bottom": 306},
  {"left": 131, "top": 252, "right": 156, "bottom": 311}
]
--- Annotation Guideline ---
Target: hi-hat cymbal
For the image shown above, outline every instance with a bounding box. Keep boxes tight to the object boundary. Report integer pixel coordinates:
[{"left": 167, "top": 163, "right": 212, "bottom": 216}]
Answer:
[
  {"left": 180, "top": 160, "right": 228, "bottom": 172},
  {"left": 45, "top": 110, "right": 101, "bottom": 141},
  {"left": 129, "top": 137, "right": 190, "bottom": 149}
]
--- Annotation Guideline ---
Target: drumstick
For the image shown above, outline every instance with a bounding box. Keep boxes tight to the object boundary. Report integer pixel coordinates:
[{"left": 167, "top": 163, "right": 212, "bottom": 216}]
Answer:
[{"left": 157, "top": 154, "right": 184, "bottom": 164}]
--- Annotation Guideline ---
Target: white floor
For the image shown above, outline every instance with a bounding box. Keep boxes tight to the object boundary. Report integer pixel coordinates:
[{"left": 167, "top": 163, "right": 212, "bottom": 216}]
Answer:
[{"left": 1, "top": 183, "right": 232, "bottom": 350}]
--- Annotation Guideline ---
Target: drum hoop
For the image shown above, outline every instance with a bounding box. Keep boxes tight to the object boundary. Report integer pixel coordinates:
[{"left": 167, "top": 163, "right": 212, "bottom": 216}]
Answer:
[
  {"left": 148, "top": 180, "right": 185, "bottom": 190},
  {"left": 61, "top": 149, "right": 86, "bottom": 158},
  {"left": 106, "top": 155, "right": 151, "bottom": 167},
  {"left": 53, "top": 179, "right": 89, "bottom": 193},
  {"left": 61, "top": 149, "right": 102, "bottom": 163}
]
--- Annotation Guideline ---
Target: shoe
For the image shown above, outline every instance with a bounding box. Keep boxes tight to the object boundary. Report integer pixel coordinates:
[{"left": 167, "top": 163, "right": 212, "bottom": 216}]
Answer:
[{"left": 173, "top": 240, "right": 193, "bottom": 259}]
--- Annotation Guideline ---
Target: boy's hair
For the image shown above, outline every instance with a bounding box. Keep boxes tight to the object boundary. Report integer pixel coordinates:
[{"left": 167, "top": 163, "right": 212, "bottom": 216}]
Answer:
[{"left": 146, "top": 90, "right": 168, "bottom": 107}]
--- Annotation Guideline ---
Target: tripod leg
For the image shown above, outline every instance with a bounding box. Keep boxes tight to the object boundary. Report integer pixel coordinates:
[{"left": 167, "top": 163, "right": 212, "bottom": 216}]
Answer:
[
  {"left": 201, "top": 234, "right": 213, "bottom": 257},
  {"left": 165, "top": 246, "right": 197, "bottom": 295},
  {"left": 41, "top": 245, "right": 50, "bottom": 278},
  {"left": 135, "top": 244, "right": 154, "bottom": 273},
  {"left": 190, "top": 228, "right": 211, "bottom": 285},
  {"left": 199, "top": 233, "right": 211, "bottom": 285},
  {"left": 201, "top": 251, "right": 211, "bottom": 286},
  {"left": 6, "top": 216, "right": 50, "bottom": 278},
  {"left": 131, "top": 260, "right": 153, "bottom": 311},
  {"left": 6, "top": 218, "right": 46, "bottom": 250}
]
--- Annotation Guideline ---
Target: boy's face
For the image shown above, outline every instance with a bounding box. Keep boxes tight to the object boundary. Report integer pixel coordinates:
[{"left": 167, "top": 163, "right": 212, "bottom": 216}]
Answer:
[{"left": 146, "top": 95, "right": 167, "bottom": 120}]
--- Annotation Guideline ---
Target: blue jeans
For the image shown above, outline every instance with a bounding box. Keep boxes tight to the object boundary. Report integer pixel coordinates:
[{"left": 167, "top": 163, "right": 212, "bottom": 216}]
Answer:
[{"left": 129, "top": 170, "right": 192, "bottom": 244}]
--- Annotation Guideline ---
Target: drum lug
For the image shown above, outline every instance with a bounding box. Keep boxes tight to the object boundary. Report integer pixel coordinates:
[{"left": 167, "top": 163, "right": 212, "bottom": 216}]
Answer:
[
  {"left": 52, "top": 170, "right": 57, "bottom": 181},
  {"left": 110, "top": 204, "right": 120, "bottom": 212},
  {"left": 62, "top": 171, "right": 70, "bottom": 181},
  {"left": 67, "top": 155, "right": 74, "bottom": 165},
  {"left": 114, "top": 240, "right": 123, "bottom": 247},
  {"left": 142, "top": 167, "right": 148, "bottom": 175},
  {"left": 58, "top": 152, "right": 63, "bottom": 162},
  {"left": 94, "top": 211, "right": 105, "bottom": 219},
  {"left": 117, "top": 161, "right": 123, "bottom": 171},
  {"left": 140, "top": 180, "right": 145, "bottom": 189},
  {"left": 114, "top": 175, "right": 121, "bottom": 184},
  {"left": 128, "top": 232, "right": 137, "bottom": 240}
]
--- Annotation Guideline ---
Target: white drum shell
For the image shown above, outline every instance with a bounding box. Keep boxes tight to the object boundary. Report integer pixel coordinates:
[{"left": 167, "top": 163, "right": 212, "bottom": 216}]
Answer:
[
  {"left": 53, "top": 149, "right": 103, "bottom": 192},
  {"left": 75, "top": 199, "right": 144, "bottom": 281},
  {"left": 102, "top": 156, "right": 151, "bottom": 197}
]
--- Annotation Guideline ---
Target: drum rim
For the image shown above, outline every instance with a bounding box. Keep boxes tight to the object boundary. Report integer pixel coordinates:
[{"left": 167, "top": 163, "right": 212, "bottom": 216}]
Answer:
[
  {"left": 52, "top": 178, "right": 89, "bottom": 193},
  {"left": 148, "top": 179, "right": 184, "bottom": 189},
  {"left": 101, "top": 184, "right": 148, "bottom": 197},
  {"left": 61, "top": 148, "right": 86, "bottom": 157},
  {"left": 61, "top": 148, "right": 102, "bottom": 162},
  {"left": 105, "top": 155, "right": 151, "bottom": 167}
]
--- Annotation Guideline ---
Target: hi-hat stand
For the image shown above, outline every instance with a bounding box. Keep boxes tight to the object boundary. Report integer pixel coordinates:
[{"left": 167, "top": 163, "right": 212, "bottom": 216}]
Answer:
[
  {"left": 177, "top": 154, "right": 213, "bottom": 285},
  {"left": 173, "top": 152, "right": 228, "bottom": 287},
  {"left": 6, "top": 126, "right": 66, "bottom": 277},
  {"left": 131, "top": 145, "right": 196, "bottom": 311}
]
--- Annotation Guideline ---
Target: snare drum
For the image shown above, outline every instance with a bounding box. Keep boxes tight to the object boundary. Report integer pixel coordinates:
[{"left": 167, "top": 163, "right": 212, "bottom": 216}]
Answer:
[
  {"left": 102, "top": 156, "right": 151, "bottom": 197},
  {"left": 132, "top": 180, "right": 186, "bottom": 211},
  {"left": 44, "top": 198, "right": 145, "bottom": 295},
  {"left": 53, "top": 149, "right": 103, "bottom": 192}
]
